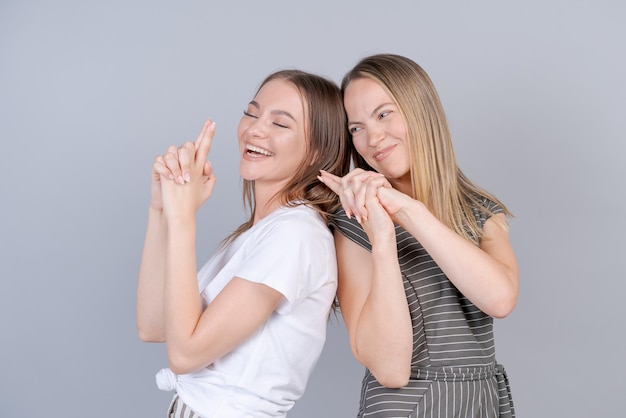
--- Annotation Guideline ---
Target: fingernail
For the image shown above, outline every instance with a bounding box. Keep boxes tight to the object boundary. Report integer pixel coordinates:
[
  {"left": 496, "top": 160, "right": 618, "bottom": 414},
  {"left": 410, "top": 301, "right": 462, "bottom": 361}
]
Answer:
[
  {"left": 210, "top": 122, "right": 216, "bottom": 131},
  {"left": 317, "top": 175, "right": 324, "bottom": 183},
  {"left": 184, "top": 172, "right": 191, "bottom": 182},
  {"left": 177, "top": 176, "right": 184, "bottom": 185}
]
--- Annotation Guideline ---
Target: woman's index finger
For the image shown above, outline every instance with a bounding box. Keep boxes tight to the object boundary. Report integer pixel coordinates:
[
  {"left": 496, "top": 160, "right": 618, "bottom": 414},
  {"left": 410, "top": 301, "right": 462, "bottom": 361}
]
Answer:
[
  {"left": 195, "top": 119, "right": 215, "bottom": 162},
  {"left": 318, "top": 170, "right": 343, "bottom": 194}
]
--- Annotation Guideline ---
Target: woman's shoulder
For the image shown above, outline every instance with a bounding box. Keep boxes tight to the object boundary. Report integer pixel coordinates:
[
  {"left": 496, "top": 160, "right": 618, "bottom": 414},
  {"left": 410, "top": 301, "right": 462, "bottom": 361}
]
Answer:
[
  {"left": 479, "top": 195, "right": 504, "bottom": 214},
  {"left": 259, "top": 204, "right": 333, "bottom": 239},
  {"left": 468, "top": 194, "right": 505, "bottom": 230},
  {"left": 328, "top": 206, "right": 356, "bottom": 230},
  {"left": 328, "top": 207, "right": 372, "bottom": 252}
]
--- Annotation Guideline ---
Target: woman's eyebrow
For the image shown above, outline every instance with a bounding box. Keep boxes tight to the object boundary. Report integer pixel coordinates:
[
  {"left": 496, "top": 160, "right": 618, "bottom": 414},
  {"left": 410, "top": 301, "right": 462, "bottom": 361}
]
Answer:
[
  {"left": 270, "top": 109, "right": 296, "bottom": 122},
  {"left": 248, "top": 101, "right": 296, "bottom": 122},
  {"left": 370, "top": 103, "right": 394, "bottom": 118},
  {"left": 348, "top": 102, "right": 395, "bottom": 125}
]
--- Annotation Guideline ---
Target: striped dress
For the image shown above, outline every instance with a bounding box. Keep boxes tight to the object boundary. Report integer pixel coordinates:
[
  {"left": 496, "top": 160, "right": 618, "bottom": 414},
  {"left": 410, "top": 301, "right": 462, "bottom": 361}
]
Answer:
[{"left": 330, "top": 199, "right": 515, "bottom": 418}]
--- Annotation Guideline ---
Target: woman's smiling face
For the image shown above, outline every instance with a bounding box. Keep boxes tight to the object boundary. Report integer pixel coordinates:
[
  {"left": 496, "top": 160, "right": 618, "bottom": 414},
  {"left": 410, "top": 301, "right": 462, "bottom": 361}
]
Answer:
[
  {"left": 344, "top": 77, "right": 411, "bottom": 189},
  {"left": 237, "top": 78, "right": 308, "bottom": 189}
]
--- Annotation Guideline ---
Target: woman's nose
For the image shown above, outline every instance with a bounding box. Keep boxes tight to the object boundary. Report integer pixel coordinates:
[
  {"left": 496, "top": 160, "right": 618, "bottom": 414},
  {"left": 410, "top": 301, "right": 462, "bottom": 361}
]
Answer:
[
  {"left": 368, "top": 124, "right": 385, "bottom": 147},
  {"left": 247, "top": 118, "right": 268, "bottom": 139}
]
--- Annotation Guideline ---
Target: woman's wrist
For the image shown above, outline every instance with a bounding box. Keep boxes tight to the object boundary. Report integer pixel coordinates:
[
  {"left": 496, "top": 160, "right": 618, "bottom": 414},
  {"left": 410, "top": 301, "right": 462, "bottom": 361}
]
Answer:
[
  {"left": 394, "top": 197, "right": 425, "bottom": 230},
  {"left": 370, "top": 225, "right": 398, "bottom": 254},
  {"left": 148, "top": 205, "right": 163, "bottom": 215},
  {"left": 165, "top": 213, "right": 196, "bottom": 230}
]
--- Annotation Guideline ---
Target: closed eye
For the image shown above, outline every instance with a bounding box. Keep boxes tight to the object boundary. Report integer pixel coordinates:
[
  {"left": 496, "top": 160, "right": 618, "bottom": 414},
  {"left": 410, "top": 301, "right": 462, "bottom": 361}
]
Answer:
[
  {"left": 243, "top": 110, "right": 258, "bottom": 118},
  {"left": 273, "top": 121, "right": 289, "bottom": 129}
]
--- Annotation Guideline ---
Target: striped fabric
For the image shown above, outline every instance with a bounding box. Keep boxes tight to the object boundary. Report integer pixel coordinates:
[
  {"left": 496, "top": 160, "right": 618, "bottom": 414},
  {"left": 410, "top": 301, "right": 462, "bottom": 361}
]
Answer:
[
  {"left": 330, "top": 198, "right": 515, "bottom": 418},
  {"left": 168, "top": 394, "right": 200, "bottom": 418}
]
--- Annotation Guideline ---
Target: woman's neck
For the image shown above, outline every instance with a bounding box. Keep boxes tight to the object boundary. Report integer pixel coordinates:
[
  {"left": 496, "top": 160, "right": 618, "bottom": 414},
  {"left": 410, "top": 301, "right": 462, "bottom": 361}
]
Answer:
[{"left": 252, "top": 182, "right": 286, "bottom": 224}]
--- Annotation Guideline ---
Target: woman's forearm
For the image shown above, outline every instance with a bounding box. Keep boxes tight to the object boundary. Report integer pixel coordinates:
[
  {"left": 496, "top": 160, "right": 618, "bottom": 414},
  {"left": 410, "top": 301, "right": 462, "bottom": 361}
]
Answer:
[
  {"left": 355, "top": 240, "right": 413, "bottom": 387},
  {"left": 336, "top": 229, "right": 413, "bottom": 388},
  {"left": 395, "top": 200, "right": 518, "bottom": 318},
  {"left": 136, "top": 207, "right": 168, "bottom": 342},
  {"left": 163, "top": 216, "right": 204, "bottom": 371}
]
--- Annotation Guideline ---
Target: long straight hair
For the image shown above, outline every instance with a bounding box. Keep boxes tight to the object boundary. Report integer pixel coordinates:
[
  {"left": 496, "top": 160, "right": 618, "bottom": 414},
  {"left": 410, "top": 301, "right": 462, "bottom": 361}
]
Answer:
[
  {"left": 342, "top": 54, "right": 511, "bottom": 243},
  {"left": 225, "top": 70, "right": 350, "bottom": 243}
]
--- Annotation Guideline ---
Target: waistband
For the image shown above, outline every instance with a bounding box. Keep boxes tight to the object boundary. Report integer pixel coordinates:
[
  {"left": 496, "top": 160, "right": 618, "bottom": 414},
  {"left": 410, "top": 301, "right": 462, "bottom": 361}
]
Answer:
[
  {"left": 408, "top": 363, "right": 515, "bottom": 417},
  {"left": 409, "top": 363, "right": 507, "bottom": 382}
]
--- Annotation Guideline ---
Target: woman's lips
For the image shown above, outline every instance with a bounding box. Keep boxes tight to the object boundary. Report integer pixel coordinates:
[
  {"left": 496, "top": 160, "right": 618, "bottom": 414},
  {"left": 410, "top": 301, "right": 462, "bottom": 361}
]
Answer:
[
  {"left": 243, "top": 143, "right": 274, "bottom": 160},
  {"left": 373, "top": 144, "right": 397, "bottom": 162}
]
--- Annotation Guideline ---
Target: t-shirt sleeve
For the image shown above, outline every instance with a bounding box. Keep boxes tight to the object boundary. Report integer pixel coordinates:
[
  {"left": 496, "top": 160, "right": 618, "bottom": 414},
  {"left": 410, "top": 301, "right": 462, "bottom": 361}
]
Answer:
[
  {"left": 328, "top": 207, "right": 373, "bottom": 252},
  {"left": 233, "top": 217, "right": 323, "bottom": 314},
  {"left": 484, "top": 197, "right": 504, "bottom": 216},
  {"left": 470, "top": 196, "right": 506, "bottom": 232}
]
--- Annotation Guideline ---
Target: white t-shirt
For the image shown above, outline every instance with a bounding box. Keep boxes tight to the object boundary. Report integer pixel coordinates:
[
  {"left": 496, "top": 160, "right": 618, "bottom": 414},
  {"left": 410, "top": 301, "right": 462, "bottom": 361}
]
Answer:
[{"left": 156, "top": 204, "right": 338, "bottom": 417}]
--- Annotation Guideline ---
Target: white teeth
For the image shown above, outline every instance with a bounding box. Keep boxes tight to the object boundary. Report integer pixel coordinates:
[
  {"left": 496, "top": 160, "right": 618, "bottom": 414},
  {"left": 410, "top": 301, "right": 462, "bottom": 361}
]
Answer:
[{"left": 246, "top": 144, "right": 274, "bottom": 156}]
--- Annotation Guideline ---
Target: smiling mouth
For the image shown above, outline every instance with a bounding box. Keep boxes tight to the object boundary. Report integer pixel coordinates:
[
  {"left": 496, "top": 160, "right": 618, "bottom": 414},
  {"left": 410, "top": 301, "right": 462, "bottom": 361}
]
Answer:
[
  {"left": 373, "top": 144, "right": 396, "bottom": 161},
  {"left": 246, "top": 144, "right": 274, "bottom": 157}
]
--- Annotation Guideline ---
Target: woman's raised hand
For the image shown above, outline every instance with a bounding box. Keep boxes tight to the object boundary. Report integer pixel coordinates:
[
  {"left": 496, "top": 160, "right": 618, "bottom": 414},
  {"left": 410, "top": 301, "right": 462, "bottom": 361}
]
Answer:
[
  {"left": 152, "top": 119, "right": 217, "bottom": 219},
  {"left": 318, "top": 169, "right": 390, "bottom": 222},
  {"left": 318, "top": 169, "right": 397, "bottom": 244}
]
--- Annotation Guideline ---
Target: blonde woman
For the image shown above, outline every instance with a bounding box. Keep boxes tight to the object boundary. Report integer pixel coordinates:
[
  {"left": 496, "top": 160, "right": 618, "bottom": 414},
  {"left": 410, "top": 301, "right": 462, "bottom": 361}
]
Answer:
[
  {"left": 319, "top": 54, "right": 518, "bottom": 417},
  {"left": 137, "top": 70, "right": 349, "bottom": 417}
]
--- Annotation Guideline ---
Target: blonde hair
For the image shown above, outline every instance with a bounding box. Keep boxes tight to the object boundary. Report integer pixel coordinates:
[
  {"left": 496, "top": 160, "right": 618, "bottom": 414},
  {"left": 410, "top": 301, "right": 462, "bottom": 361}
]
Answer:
[
  {"left": 342, "top": 54, "right": 511, "bottom": 243},
  {"left": 226, "top": 70, "right": 350, "bottom": 243}
]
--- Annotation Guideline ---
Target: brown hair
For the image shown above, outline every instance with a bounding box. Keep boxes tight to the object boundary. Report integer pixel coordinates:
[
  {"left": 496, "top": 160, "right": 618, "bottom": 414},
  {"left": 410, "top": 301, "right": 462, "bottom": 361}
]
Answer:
[
  {"left": 342, "top": 54, "right": 511, "bottom": 243},
  {"left": 227, "top": 69, "right": 350, "bottom": 242}
]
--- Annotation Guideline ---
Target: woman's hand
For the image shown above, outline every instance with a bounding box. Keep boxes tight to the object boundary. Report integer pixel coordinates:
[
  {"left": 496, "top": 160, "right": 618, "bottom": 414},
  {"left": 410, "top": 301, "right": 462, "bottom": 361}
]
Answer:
[
  {"left": 318, "top": 168, "right": 391, "bottom": 222},
  {"left": 358, "top": 182, "right": 397, "bottom": 247},
  {"left": 156, "top": 119, "right": 217, "bottom": 220},
  {"left": 318, "top": 169, "right": 396, "bottom": 245},
  {"left": 374, "top": 186, "right": 415, "bottom": 223},
  {"left": 149, "top": 156, "right": 166, "bottom": 211}
]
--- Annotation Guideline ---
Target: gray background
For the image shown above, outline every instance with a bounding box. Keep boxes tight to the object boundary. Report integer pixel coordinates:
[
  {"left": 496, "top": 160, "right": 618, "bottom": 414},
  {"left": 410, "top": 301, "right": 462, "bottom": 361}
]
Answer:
[{"left": 1, "top": 1, "right": 624, "bottom": 417}]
